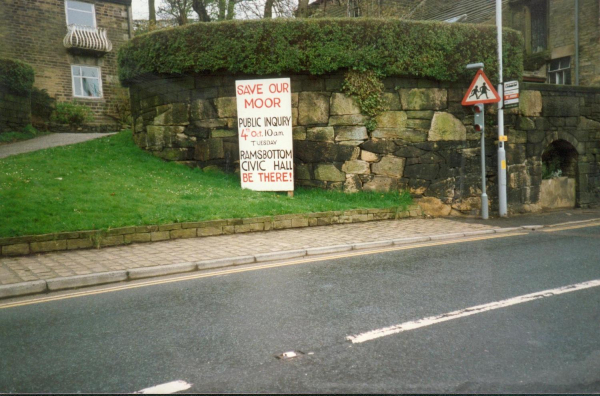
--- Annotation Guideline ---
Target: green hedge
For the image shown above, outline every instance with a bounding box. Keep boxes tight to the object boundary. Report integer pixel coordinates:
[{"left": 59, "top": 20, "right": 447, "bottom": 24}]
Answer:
[
  {"left": 118, "top": 18, "right": 523, "bottom": 84},
  {"left": 0, "top": 58, "right": 35, "bottom": 96}
]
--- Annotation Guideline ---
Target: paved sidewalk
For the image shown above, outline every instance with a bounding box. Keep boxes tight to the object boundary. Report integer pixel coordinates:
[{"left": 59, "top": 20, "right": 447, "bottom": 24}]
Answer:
[
  {"left": 0, "top": 218, "right": 500, "bottom": 286},
  {"left": 1, "top": 209, "right": 599, "bottom": 300},
  {"left": 0, "top": 132, "right": 116, "bottom": 158}
]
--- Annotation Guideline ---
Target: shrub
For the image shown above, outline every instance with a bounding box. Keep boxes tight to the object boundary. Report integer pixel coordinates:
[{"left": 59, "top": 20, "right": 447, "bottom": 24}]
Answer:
[
  {"left": 118, "top": 18, "right": 523, "bottom": 85},
  {"left": 110, "top": 89, "right": 132, "bottom": 127},
  {"left": 31, "top": 87, "right": 55, "bottom": 123},
  {"left": 51, "top": 102, "right": 94, "bottom": 127},
  {"left": 0, "top": 58, "right": 35, "bottom": 96},
  {"left": 0, "top": 124, "right": 40, "bottom": 144}
]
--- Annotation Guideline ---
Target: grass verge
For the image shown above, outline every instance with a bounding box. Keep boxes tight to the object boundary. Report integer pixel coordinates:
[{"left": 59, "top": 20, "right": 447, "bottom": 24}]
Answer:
[
  {"left": 0, "top": 125, "right": 49, "bottom": 145},
  {"left": 0, "top": 130, "right": 412, "bottom": 238}
]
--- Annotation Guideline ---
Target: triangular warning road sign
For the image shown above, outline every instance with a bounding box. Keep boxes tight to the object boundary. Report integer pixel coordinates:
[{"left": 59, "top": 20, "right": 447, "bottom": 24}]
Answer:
[{"left": 462, "top": 69, "right": 500, "bottom": 105}]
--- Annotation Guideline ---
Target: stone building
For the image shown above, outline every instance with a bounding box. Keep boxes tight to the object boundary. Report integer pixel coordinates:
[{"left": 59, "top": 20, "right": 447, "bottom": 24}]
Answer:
[
  {"left": 410, "top": 0, "right": 600, "bottom": 87},
  {"left": 0, "top": 0, "right": 133, "bottom": 128},
  {"left": 310, "top": 0, "right": 600, "bottom": 87}
]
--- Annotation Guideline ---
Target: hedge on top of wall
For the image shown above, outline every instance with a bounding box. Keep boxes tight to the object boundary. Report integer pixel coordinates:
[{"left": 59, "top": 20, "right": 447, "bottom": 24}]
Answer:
[
  {"left": 0, "top": 58, "right": 35, "bottom": 96},
  {"left": 118, "top": 18, "right": 523, "bottom": 85}
]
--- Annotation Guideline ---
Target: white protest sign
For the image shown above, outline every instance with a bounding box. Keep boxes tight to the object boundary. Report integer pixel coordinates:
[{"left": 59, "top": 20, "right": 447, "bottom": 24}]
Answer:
[{"left": 236, "top": 78, "right": 294, "bottom": 191}]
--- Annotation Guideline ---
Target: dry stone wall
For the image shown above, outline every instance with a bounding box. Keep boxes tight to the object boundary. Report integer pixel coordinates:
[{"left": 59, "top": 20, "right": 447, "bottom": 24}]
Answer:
[{"left": 129, "top": 73, "right": 600, "bottom": 215}]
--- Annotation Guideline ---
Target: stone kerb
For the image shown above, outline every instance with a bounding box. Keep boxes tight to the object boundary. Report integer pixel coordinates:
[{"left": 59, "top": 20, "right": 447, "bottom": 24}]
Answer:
[
  {"left": 0, "top": 206, "right": 423, "bottom": 257},
  {"left": 129, "top": 74, "right": 600, "bottom": 217}
]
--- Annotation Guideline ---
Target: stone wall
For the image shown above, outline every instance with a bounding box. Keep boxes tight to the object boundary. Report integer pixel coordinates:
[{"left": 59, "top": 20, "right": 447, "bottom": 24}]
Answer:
[
  {"left": 0, "top": 88, "right": 31, "bottom": 132},
  {"left": 129, "top": 73, "right": 600, "bottom": 215},
  {"left": 0, "top": 0, "right": 131, "bottom": 128}
]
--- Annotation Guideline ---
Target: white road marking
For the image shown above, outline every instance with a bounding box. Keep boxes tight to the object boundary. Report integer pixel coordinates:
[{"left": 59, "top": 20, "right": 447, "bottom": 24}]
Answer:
[
  {"left": 347, "top": 279, "right": 600, "bottom": 344},
  {"left": 136, "top": 380, "right": 192, "bottom": 394}
]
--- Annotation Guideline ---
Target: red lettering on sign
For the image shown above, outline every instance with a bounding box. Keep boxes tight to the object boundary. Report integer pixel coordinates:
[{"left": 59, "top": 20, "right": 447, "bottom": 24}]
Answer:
[
  {"left": 242, "top": 173, "right": 253, "bottom": 183},
  {"left": 237, "top": 84, "right": 263, "bottom": 96}
]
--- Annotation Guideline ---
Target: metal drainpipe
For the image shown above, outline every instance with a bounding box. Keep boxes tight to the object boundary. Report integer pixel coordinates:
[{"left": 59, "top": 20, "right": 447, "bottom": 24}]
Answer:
[{"left": 575, "top": 0, "right": 579, "bottom": 85}]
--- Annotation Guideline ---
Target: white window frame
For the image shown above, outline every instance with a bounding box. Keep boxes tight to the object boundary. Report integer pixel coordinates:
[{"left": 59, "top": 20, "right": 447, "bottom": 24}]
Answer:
[
  {"left": 65, "top": 0, "right": 96, "bottom": 27},
  {"left": 548, "top": 57, "right": 571, "bottom": 85},
  {"left": 71, "top": 65, "right": 103, "bottom": 99}
]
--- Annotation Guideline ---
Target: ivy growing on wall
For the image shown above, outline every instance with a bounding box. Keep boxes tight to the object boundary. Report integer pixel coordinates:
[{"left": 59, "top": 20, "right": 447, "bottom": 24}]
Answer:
[
  {"left": 118, "top": 18, "right": 523, "bottom": 85},
  {"left": 342, "top": 70, "right": 387, "bottom": 132}
]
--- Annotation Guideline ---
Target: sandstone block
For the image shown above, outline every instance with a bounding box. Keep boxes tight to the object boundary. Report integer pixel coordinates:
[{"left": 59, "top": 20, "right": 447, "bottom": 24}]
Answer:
[
  {"left": 372, "top": 156, "right": 405, "bottom": 177},
  {"left": 214, "top": 97, "right": 237, "bottom": 118},
  {"left": 295, "top": 163, "right": 311, "bottom": 180},
  {"left": 518, "top": 117, "right": 536, "bottom": 130},
  {"left": 579, "top": 116, "right": 600, "bottom": 130},
  {"left": 191, "top": 99, "right": 218, "bottom": 120},
  {"left": 30, "top": 240, "right": 67, "bottom": 253},
  {"left": 198, "top": 227, "right": 222, "bottom": 236},
  {"left": 293, "top": 126, "right": 306, "bottom": 140},
  {"left": 335, "top": 126, "right": 368, "bottom": 141},
  {"left": 328, "top": 114, "right": 367, "bottom": 126},
  {"left": 299, "top": 92, "right": 330, "bottom": 125},
  {"left": 151, "top": 231, "right": 170, "bottom": 241},
  {"left": 66, "top": 239, "right": 94, "bottom": 250},
  {"left": 211, "top": 129, "right": 237, "bottom": 138},
  {"left": 428, "top": 112, "right": 466, "bottom": 141},
  {"left": 361, "top": 150, "right": 379, "bottom": 162},
  {"left": 307, "top": 127, "right": 335, "bottom": 142},
  {"left": 375, "top": 111, "right": 407, "bottom": 128},
  {"left": 406, "top": 111, "right": 434, "bottom": 119},
  {"left": 543, "top": 96, "right": 579, "bottom": 117},
  {"left": 371, "top": 128, "right": 404, "bottom": 139},
  {"left": 2, "top": 243, "right": 30, "bottom": 256},
  {"left": 330, "top": 93, "right": 361, "bottom": 115},
  {"left": 342, "top": 160, "right": 370, "bottom": 174},
  {"left": 382, "top": 92, "right": 401, "bottom": 111},
  {"left": 194, "top": 139, "right": 224, "bottom": 161},
  {"left": 170, "top": 228, "right": 197, "bottom": 239},
  {"left": 363, "top": 176, "right": 396, "bottom": 192},
  {"left": 154, "top": 103, "right": 189, "bottom": 126},
  {"left": 519, "top": 91, "right": 542, "bottom": 116},
  {"left": 400, "top": 88, "right": 447, "bottom": 110},
  {"left": 344, "top": 174, "right": 362, "bottom": 193},
  {"left": 314, "top": 164, "right": 345, "bottom": 182},
  {"left": 417, "top": 197, "right": 451, "bottom": 217}
]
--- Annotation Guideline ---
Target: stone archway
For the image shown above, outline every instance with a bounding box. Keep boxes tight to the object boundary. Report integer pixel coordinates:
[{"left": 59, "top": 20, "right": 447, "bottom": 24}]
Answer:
[{"left": 539, "top": 139, "right": 579, "bottom": 209}]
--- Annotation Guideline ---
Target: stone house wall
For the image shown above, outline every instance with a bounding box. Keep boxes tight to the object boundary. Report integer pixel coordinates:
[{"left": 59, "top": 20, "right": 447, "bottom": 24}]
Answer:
[
  {"left": 507, "top": 0, "right": 600, "bottom": 85},
  {"left": 0, "top": 0, "right": 131, "bottom": 129},
  {"left": 128, "top": 73, "right": 600, "bottom": 215},
  {"left": 0, "top": 88, "right": 31, "bottom": 132}
]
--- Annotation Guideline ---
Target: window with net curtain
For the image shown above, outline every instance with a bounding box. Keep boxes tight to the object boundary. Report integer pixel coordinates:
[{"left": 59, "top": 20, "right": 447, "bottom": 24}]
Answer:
[{"left": 72, "top": 65, "right": 102, "bottom": 98}]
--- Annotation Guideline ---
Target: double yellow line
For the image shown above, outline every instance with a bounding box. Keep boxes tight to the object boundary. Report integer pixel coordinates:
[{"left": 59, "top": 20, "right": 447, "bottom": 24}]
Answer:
[
  {"left": 541, "top": 222, "right": 600, "bottom": 233},
  {"left": 0, "top": 232, "right": 527, "bottom": 310}
]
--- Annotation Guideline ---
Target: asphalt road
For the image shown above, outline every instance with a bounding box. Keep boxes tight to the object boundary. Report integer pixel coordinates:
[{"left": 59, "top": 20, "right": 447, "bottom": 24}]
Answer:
[{"left": 1, "top": 224, "right": 599, "bottom": 393}]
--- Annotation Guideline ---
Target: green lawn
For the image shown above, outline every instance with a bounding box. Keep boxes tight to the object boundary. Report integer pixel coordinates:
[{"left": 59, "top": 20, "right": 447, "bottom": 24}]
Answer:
[{"left": 0, "top": 131, "right": 411, "bottom": 238}]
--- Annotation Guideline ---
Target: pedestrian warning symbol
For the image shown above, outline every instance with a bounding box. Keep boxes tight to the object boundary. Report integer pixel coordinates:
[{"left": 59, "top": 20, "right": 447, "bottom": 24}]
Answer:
[{"left": 462, "top": 69, "right": 500, "bottom": 106}]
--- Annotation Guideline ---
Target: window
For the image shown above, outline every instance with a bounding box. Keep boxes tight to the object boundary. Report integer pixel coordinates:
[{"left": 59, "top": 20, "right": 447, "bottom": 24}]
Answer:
[
  {"left": 548, "top": 57, "right": 571, "bottom": 85},
  {"left": 71, "top": 65, "right": 102, "bottom": 98},
  {"left": 65, "top": 0, "right": 96, "bottom": 27},
  {"left": 530, "top": 0, "right": 547, "bottom": 53}
]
